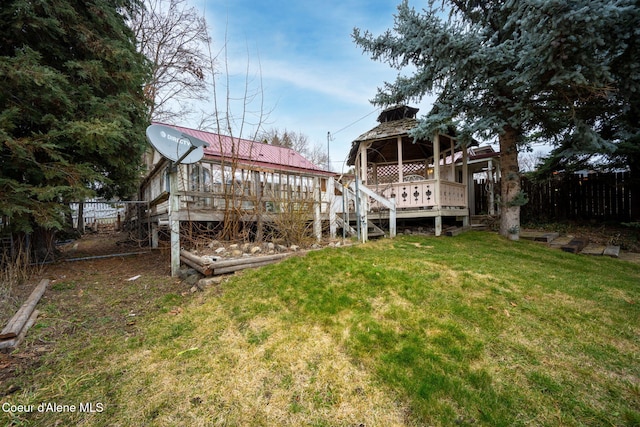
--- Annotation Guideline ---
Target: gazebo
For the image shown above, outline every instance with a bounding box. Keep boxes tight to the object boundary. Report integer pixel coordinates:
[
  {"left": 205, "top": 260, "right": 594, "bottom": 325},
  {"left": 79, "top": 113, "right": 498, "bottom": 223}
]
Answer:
[{"left": 346, "top": 105, "right": 470, "bottom": 236}]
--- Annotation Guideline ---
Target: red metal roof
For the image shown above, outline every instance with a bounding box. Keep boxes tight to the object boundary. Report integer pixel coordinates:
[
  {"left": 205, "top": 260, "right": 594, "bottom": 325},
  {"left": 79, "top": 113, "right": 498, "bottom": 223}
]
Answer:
[{"left": 154, "top": 123, "right": 331, "bottom": 176}]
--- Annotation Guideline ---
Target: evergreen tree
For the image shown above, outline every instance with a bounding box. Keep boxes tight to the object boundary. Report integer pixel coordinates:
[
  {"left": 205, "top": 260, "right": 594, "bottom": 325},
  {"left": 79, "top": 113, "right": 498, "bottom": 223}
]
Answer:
[
  {"left": 0, "top": 0, "right": 150, "bottom": 256},
  {"left": 353, "top": 0, "right": 639, "bottom": 237}
]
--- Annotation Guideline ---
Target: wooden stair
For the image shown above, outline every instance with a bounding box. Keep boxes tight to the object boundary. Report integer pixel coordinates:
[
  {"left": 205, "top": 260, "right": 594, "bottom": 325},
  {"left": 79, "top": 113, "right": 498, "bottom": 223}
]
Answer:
[{"left": 366, "top": 220, "right": 386, "bottom": 238}]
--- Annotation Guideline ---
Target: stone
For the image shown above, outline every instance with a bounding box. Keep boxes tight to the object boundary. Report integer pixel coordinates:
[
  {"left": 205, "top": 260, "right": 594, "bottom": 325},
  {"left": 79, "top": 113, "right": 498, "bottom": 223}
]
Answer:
[
  {"left": 290, "top": 245, "right": 300, "bottom": 252},
  {"left": 185, "top": 273, "right": 203, "bottom": 286},
  {"left": 214, "top": 247, "right": 226, "bottom": 255},
  {"left": 251, "top": 246, "right": 262, "bottom": 254},
  {"left": 198, "top": 276, "right": 224, "bottom": 288}
]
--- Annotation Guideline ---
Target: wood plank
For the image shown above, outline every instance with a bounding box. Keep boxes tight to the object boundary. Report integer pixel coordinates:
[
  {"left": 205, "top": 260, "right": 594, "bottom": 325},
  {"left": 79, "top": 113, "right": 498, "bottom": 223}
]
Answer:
[
  {"left": 520, "top": 231, "right": 560, "bottom": 243},
  {"left": 581, "top": 244, "right": 606, "bottom": 256},
  {"left": 561, "top": 238, "right": 589, "bottom": 254},
  {"left": 445, "top": 227, "right": 463, "bottom": 237},
  {"left": 535, "top": 232, "right": 560, "bottom": 243},
  {"left": 0, "top": 310, "right": 40, "bottom": 351},
  {"left": 603, "top": 246, "right": 621, "bottom": 258},
  {"left": 1, "top": 279, "right": 48, "bottom": 340},
  {"left": 549, "top": 236, "right": 573, "bottom": 249},
  {"left": 0, "top": 332, "right": 17, "bottom": 341}
]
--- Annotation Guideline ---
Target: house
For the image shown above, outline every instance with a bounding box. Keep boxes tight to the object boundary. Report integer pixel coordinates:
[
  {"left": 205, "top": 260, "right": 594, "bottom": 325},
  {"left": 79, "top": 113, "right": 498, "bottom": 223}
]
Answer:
[
  {"left": 345, "top": 105, "right": 498, "bottom": 236},
  {"left": 139, "top": 124, "right": 336, "bottom": 245}
]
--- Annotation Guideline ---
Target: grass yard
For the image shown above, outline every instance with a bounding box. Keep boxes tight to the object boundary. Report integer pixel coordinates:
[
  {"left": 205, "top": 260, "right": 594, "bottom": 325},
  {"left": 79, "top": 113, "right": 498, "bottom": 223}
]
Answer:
[{"left": 2, "top": 232, "right": 639, "bottom": 426}]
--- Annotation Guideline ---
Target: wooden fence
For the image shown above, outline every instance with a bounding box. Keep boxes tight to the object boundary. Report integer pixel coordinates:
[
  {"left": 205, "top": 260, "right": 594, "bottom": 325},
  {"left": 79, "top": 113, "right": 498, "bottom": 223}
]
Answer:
[{"left": 474, "top": 171, "right": 634, "bottom": 223}]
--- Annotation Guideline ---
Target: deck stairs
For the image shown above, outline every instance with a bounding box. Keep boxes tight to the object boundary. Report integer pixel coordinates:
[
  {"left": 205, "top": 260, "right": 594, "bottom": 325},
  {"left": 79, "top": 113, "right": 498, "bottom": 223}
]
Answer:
[
  {"left": 333, "top": 178, "right": 397, "bottom": 242},
  {"left": 366, "top": 220, "right": 386, "bottom": 238},
  {"left": 334, "top": 215, "right": 387, "bottom": 239}
]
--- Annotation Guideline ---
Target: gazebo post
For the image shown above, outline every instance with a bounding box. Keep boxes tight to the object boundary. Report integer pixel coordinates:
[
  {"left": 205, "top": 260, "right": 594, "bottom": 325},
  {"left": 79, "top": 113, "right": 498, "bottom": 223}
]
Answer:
[
  {"left": 433, "top": 132, "right": 442, "bottom": 236},
  {"left": 397, "top": 136, "right": 404, "bottom": 183}
]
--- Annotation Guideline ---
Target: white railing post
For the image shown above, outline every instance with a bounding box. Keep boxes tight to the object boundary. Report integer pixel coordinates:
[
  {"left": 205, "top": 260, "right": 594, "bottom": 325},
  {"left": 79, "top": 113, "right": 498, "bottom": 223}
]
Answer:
[{"left": 389, "top": 197, "right": 396, "bottom": 238}]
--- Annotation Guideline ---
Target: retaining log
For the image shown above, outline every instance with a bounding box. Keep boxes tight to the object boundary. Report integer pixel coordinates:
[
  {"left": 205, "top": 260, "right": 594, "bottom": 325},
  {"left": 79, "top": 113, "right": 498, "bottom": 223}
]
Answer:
[
  {"left": 180, "top": 249, "right": 217, "bottom": 267},
  {"left": 213, "top": 258, "right": 286, "bottom": 275},
  {"left": 212, "top": 253, "right": 291, "bottom": 269},
  {"left": 179, "top": 255, "right": 212, "bottom": 276},
  {"left": 179, "top": 249, "right": 299, "bottom": 277}
]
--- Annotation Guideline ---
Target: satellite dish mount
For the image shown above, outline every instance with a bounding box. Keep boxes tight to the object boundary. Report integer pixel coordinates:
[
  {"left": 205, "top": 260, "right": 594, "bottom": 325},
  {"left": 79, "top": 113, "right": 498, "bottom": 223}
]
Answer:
[{"left": 145, "top": 125, "right": 209, "bottom": 277}]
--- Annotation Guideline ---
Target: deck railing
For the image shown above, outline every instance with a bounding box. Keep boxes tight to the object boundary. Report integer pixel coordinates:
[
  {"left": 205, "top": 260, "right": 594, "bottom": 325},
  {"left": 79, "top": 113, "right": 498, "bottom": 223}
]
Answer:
[{"left": 368, "top": 180, "right": 467, "bottom": 210}]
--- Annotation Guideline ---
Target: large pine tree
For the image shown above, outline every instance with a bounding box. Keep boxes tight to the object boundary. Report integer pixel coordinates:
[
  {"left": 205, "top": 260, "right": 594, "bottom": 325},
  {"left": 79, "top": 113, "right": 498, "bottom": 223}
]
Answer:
[
  {"left": 353, "top": 0, "right": 639, "bottom": 237},
  {"left": 0, "top": 0, "right": 150, "bottom": 256}
]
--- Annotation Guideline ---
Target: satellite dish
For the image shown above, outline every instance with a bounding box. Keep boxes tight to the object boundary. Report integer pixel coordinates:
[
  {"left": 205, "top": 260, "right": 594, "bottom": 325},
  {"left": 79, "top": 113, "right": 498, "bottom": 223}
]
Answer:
[{"left": 146, "top": 124, "right": 208, "bottom": 165}]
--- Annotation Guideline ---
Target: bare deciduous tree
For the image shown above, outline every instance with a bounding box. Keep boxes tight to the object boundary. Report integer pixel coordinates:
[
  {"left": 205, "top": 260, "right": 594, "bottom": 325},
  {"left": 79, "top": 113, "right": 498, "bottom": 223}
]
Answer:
[{"left": 129, "top": 0, "right": 211, "bottom": 123}]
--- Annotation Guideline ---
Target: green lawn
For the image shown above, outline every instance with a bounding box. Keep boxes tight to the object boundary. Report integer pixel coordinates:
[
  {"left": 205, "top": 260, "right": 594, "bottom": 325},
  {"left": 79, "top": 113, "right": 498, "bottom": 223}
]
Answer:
[{"left": 3, "top": 232, "right": 640, "bottom": 426}]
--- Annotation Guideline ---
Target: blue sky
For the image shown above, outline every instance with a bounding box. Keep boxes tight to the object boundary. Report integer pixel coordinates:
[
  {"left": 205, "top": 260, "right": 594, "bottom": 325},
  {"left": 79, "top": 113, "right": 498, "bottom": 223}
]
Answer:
[{"left": 191, "top": 0, "right": 434, "bottom": 172}]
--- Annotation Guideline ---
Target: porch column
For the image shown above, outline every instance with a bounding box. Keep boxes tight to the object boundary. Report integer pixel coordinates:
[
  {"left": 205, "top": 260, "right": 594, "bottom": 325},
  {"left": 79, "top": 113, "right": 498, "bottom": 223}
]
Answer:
[
  {"left": 253, "top": 170, "right": 264, "bottom": 241},
  {"left": 433, "top": 133, "right": 442, "bottom": 236},
  {"left": 359, "top": 143, "right": 368, "bottom": 184},
  {"left": 488, "top": 159, "right": 495, "bottom": 216},
  {"left": 397, "top": 136, "right": 404, "bottom": 183},
  {"left": 462, "top": 145, "right": 470, "bottom": 227},
  {"left": 169, "top": 164, "right": 180, "bottom": 276},
  {"left": 327, "top": 177, "right": 337, "bottom": 239},
  {"left": 151, "top": 222, "right": 159, "bottom": 248},
  {"left": 449, "top": 137, "right": 455, "bottom": 181},
  {"left": 314, "top": 177, "right": 322, "bottom": 241}
]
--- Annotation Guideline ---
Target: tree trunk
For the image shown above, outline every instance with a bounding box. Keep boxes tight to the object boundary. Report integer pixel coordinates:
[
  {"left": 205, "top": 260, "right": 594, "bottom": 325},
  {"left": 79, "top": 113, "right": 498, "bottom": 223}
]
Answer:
[
  {"left": 499, "top": 125, "right": 521, "bottom": 240},
  {"left": 629, "top": 161, "right": 640, "bottom": 222},
  {"left": 31, "top": 226, "right": 57, "bottom": 263}
]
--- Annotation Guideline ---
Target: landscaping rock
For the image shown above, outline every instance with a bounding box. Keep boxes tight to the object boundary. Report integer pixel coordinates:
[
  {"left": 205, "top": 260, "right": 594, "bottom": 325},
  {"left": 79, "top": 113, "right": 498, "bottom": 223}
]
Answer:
[
  {"left": 177, "top": 268, "right": 198, "bottom": 280},
  {"left": 185, "top": 273, "right": 203, "bottom": 286},
  {"left": 198, "top": 276, "right": 224, "bottom": 288}
]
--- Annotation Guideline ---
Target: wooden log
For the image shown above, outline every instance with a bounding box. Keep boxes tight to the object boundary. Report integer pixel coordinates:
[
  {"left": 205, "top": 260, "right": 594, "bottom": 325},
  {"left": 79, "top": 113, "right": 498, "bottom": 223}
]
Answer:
[
  {"left": 213, "top": 258, "right": 285, "bottom": 275},
  {"left": 179, "top": 255, "right": 212, "bottom": 276},
  {"left": 180, "top": 249, "right": 217, "bottom": 267},
  {"left": 211, "top": 253, "right": 291, "bottom": 269},
  {"left": 1, "top": 279, "right": 48, "bottom": 341}
]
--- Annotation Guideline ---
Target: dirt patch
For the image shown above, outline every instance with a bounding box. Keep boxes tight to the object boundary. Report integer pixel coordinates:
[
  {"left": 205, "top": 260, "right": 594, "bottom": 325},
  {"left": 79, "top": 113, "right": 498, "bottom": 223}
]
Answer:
[{"left": 0, "top": 235, "right": 179, "bottom": 397}]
